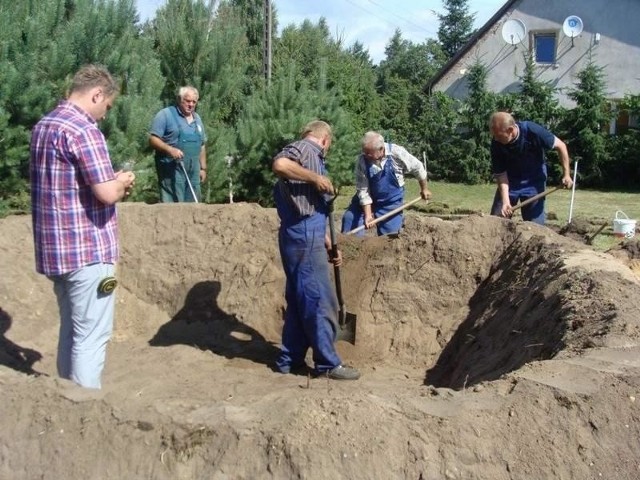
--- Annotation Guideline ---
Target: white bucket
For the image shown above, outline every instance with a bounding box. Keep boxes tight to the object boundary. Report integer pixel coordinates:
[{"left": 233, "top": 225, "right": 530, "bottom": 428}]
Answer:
[{"left": 613, "top": 211, "right": 637, "bottom": 239}]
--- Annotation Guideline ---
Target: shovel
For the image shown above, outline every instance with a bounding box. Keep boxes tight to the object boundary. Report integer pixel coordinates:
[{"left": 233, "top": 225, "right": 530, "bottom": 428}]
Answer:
[
  {"left": 345, "top": 196, "right": 423, "bottom": 235},
  {"left": 328, "top": 197, "right": 357, "bottom": 344}
]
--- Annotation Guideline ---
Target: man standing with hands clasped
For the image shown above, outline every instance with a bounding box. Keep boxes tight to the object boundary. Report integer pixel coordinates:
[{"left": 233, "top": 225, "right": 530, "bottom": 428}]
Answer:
[
  {"left": 30, "top": 64, "right": 135, "bottom": 389},
  {"left": 272, "top": 120, "right": 360, "bottom": 380},
  {"left": 489, "top": 111, "right": 573, "bottom": 224},
  {"left": 341, "top": 131, "right": 431, "bottom": 236},
  {"left": 149, "top": 86, "right": 207, "bottom": 202}
]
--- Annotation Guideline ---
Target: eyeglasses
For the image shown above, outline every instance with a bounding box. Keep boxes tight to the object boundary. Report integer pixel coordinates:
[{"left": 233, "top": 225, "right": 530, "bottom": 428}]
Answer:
[{"left": 362, "top": 147, "right": 384, "bottom": 159}]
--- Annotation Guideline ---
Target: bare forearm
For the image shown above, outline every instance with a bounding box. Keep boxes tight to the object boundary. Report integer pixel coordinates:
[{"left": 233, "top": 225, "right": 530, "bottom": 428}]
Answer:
[
  {"left": 92, "top": 172, "right": 136, "bottom": 205},
  {"left": 149, "top": 135, "right": 172, "bottom": 156},
  {"left": 553, "top": 138, "right": 571, "bottom": 176},
  {"left": 273, "top": 157, "right": 318, "bottom": 183},
  {"left": 495, "top": 173, "right": 510, "bottom": 203},
  {"left": 200, "top": 146, "right": 207, "bottom": 169}
]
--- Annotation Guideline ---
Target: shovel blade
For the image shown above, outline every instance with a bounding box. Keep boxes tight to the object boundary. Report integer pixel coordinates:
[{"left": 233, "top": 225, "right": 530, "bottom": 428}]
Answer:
[{"left": 335, "top": 308, "right": 357, "bottom": 344}]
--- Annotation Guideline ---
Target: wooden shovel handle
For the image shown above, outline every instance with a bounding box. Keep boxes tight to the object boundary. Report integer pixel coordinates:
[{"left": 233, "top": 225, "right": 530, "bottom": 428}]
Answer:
[
  {"left": 511, "top": 186, "right": 563, "bottom": 212},
  {"left": 346, "top": 197, "right": 423, "bottom": 235}
]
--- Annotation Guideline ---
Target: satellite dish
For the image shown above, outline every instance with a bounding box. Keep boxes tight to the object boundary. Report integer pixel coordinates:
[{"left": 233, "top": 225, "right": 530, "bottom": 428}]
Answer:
[
  {"left": 562, "top": 15, "right": 584, "bottom": 38},
  {"left": 501, "top": 19, "right": 527, "bottom": 46}
]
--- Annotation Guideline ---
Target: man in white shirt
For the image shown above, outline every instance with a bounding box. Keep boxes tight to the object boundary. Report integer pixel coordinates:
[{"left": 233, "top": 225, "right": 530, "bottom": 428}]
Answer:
[{"left": 341, "top": 131, "right": 431, "bottom": 236}]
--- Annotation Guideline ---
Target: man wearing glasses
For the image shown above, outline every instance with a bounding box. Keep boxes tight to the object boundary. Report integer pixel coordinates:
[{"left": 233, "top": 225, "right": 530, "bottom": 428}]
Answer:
[{"left": 341, "top": 131, "right": 431, "bottom": 236}]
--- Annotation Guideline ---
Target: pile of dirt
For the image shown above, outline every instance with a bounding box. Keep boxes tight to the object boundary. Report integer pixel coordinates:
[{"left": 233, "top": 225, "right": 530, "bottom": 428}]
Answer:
[{"left": 1, "top": 203, "right": 640, "bottom": 479}]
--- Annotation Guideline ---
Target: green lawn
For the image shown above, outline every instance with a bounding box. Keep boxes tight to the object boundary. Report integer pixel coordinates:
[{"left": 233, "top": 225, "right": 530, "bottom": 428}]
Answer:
[{"left": 335, "top": 181, "right": 640, "bottom": 251}]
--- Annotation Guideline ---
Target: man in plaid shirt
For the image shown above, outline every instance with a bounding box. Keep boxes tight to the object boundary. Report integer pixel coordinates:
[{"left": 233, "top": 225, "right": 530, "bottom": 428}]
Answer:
[{"left": 30, "top": 65, "right": 136, "bottom": 389}]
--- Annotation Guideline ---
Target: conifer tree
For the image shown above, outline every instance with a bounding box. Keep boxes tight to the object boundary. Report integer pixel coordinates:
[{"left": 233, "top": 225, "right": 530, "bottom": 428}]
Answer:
[
  {"left": 413, "top": 92, "right": 462, "bottom": 181},
  {"left": 457, "top": 61, "right": 495, "bottom": 183},
  {"left": 228, "top": 0, "right": 266, "bottom": 95},
  {"left": 274, "top": 17, "right": 379, "bottom": 149},
  {"left": 274, "top": 18, "right": 333, "bottom": 86},
  {"left": 0, "top": 0, "right": 164, "bottom": 209},
  {"left": 514, "top": 54, "right": 563, "bottom": 129},
  {"left": 377, "top": 31, "right": 446, "bottom": 147},
  {"left": 563, "top": 59, "right": 611, "bottom": 186},
  {"left": 234, "top": 64, "right": 355, "bottom": 206},
  {"left": 437, "top": 0, "right": 476, "bottom": 59}
]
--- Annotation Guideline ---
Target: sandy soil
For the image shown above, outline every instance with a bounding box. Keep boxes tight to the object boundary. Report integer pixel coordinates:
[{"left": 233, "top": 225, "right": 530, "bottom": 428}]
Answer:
[{"left": 1, "top": 203, "right": 640, "bottom": 480}]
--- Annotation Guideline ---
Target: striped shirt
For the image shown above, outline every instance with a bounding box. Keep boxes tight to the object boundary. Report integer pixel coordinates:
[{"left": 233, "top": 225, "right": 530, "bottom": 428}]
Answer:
[
  {"left": 354, "top": 143, "right": 427, "bottom": 206},
  {"left": 30, "top": 101, "right": 118, "bottom": 276},
  {"left": 273, "top": 138, "right": 329, "bottom": 218}
]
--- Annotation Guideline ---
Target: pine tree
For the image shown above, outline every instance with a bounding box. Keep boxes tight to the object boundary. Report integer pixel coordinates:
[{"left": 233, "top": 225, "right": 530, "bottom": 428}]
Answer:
[
  {"left": 273, "top": 18, "right": 333, "bottom": 86},
  {"left": 274, "top": 18, "right": 381, "bottom": 136},
  {"left": 377, "top": 32, "right": 447, "bottom": 148},
  {"left": 563, "top": 58, "right": 611, "bottom": 186},
  {"left": 457, "top": 61, "right": 495, "bottom": 183},
  {"left": 437, "top": 0, "right": 476, "bottom": 59},
  {"left": 414, "top": 92, "right": 462, "bottom": 181},
  {"left": 514, "top": 54, "right": 563, "bottom": 129},
  {"left": 234, "top": 63, "right": 355, "bottom": 206},
  {"left": 0, "top": 0, "right": 164, "bottom": 210}
]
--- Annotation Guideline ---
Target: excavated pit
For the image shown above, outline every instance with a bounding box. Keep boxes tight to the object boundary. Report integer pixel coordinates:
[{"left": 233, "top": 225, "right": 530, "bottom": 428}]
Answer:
[
  {"left": 109, "top": 204, "right": 637, "bottom": 389},
  {"left": 2, "top": 203, "right": 640, "bottom": 479}
]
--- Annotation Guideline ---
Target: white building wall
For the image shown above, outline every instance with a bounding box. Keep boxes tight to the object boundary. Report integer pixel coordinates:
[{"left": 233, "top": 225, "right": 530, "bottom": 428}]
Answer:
[{"left": 432, "top": 0, "right": 640, "bottom": 106}]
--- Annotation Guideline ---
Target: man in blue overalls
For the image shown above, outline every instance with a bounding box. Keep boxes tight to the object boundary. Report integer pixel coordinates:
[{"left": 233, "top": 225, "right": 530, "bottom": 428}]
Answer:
[
  {"left": 149, "top": 86, "right": 207, "bottom": 202},
  {"left": 272, "top": 120, "right": 360, "bottom": 380},
  {"left": 489, "top": 111, "right": 573, "bottom": 224},
  {"left": 341, "top": 131, "right": 431, "bottom": 236}
]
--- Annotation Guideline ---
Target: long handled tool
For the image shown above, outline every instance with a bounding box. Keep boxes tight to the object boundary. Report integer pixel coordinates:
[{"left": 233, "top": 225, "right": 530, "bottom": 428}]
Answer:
[
  {"left": 178, "top": 161, "right": 199, "bottom": 203},
  {"left": 586, "top": 220, "right": 608, "bottom": 245},
  {"left": 328, "top": 197, "right": 356, "bottom": 344},
  {"left": 345, "top": 196, "right": 423, "bottom": 235},
  {"left": 511, "top": 186, "right": 562, "bottom": 213}
]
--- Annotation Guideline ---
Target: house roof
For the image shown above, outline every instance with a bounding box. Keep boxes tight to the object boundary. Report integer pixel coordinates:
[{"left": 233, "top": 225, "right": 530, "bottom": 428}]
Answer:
[{"left": 426, "top": 0, "right": 519, "bottom": 92}]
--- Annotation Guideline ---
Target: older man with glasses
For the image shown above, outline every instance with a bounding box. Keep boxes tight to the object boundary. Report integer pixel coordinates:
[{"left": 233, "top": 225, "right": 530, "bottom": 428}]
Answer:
[{"left": 341, "top": 131, "right": 431, "bottom": 236}]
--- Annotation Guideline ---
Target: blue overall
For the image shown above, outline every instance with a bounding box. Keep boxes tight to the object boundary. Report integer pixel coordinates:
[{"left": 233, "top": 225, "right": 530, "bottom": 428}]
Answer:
[
  {"left": 342, "top": 145, "right": 405, "bottom": 236},
  {"left": 155, "top": 106, "right": 202, "bottom": 202},
  {"left": 490, "top": 121, "right": 555, "bottom": 224},
  {"left": 273, "top": 171, "right": 342, "bottom": 374}
]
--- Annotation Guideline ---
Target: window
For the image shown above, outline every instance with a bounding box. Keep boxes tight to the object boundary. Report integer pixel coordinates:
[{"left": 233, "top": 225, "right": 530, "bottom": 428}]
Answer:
[
  {"left": 533, "top": 33, "right": 557, "bottom": 64},
  {"left": 607, "top": 101, "right": 639, "bottom": 134},
  {"left": 613, "top": 111, "right": 639, "bottom": 134}
]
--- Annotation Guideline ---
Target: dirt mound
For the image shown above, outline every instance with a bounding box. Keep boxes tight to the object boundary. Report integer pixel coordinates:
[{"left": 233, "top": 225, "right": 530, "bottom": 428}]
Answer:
[{"left": 2, "top": 204, "right": 640, "bottom": 479}]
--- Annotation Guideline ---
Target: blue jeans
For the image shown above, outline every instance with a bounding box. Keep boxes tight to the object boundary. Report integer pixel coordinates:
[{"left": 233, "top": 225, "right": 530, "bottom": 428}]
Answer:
[
  {"left": 276, "top": 214, "right": 341, "bottom": 373},
  {"left": 49, "top": 262, "right": 116, "bottom": 389}
]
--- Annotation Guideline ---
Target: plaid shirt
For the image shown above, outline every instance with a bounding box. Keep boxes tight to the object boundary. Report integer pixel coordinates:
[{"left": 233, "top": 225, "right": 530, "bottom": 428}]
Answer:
[
  {"left": 30, "top": 101, "right": 118, "bottom": 276},
  {"left": 273, "top": 138, "right": 329, "bottom": 218}
]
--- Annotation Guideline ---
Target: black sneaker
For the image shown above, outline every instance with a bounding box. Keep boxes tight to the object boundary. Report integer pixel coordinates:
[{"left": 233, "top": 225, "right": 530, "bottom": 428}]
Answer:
[{"left": 327, "top": 364, "right": 360, "bottom": 380}]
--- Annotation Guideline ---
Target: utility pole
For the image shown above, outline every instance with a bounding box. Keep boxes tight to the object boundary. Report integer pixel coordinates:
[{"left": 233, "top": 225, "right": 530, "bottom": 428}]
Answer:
[{"left": 263, "top": 0, "right": 272, "bottom": 86}]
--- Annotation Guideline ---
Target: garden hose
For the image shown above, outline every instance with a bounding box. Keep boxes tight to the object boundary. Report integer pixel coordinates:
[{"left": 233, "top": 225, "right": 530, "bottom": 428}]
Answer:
[{"left": 98, "top": 276, "right": 118, "bottom": 295}]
